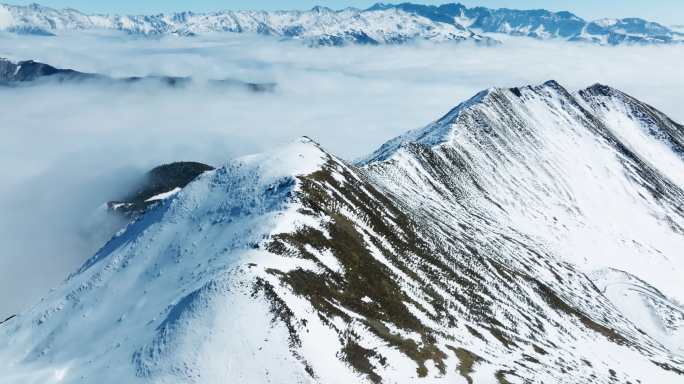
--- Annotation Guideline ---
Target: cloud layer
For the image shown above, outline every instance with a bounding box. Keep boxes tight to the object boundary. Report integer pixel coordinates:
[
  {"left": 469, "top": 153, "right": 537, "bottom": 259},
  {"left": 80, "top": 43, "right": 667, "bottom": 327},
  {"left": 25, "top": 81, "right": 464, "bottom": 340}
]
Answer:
[{"left": 1, "top": 31, "right": 683, "bottom": 318}]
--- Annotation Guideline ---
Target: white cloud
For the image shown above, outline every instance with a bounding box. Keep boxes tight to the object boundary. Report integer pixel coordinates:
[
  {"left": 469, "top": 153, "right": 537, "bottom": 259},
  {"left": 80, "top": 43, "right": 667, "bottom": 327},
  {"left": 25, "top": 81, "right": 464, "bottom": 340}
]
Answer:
[
  {"left": 1, "top": 31, "right": 683, "bottom": 319},
  {"left": 0, "top": 6, "right": 14, "bottom": 30}
]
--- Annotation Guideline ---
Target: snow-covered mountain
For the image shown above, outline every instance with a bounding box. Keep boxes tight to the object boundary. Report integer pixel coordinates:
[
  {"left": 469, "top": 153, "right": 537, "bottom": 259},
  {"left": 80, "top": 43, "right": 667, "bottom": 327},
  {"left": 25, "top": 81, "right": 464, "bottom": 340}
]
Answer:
[
  {"left": 0, "top": 3, "right": 496, "bottom": 46},
  {"left": 1, "top": 2, "right": 681, "bottom": 45},
  {"left": 371, "top": 3, "right": 684, "bottom": 45},
  {"left": 1, "top": 81, "right": 684, "bottom": 383}
]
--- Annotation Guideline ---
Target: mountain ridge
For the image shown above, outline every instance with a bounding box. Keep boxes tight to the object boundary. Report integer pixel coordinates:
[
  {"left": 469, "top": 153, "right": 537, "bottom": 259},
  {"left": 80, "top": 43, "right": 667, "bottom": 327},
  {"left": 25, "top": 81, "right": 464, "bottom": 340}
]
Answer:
[
  {"left": 1, "top": 81, "right": 683, "bottom": 383},
  {"left": 0, "top": 57, "right": 277, "bottom": 91},
  {"left": 0, "top": 2, "right": 681, "bottom": 45}
]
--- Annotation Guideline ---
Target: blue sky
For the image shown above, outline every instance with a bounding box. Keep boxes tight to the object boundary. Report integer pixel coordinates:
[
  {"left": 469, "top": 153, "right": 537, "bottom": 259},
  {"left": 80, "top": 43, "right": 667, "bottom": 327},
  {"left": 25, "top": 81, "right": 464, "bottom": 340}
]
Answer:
[{"left": 4, "top": 1, "right": 684, "bottom": 25}]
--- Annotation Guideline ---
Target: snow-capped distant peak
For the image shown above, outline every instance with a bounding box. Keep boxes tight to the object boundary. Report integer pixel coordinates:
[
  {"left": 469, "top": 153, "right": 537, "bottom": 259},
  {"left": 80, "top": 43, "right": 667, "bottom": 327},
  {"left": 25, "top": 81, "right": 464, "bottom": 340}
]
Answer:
[
  {"left": 0, "top": 2, "right": 497, "bottom": 45},
  {"left": 2, "top": 2, "right": 679, "bottom": 45},
  {"left": 594, "top": 18, "right": 619, "bottom": 27}
]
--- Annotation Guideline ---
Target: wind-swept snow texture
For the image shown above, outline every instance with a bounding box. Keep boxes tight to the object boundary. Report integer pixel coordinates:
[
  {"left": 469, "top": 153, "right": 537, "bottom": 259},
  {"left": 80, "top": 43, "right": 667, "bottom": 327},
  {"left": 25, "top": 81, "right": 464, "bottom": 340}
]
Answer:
[{"left": 2, "top": 83, "right": 684, "bottom": 384}]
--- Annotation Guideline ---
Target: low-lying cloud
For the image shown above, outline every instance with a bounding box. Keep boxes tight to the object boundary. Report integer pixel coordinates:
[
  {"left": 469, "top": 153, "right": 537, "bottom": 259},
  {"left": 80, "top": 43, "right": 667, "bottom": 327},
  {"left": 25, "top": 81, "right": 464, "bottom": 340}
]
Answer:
[{"left": 1, "top": 30, "right": 683, "bottom": 319}]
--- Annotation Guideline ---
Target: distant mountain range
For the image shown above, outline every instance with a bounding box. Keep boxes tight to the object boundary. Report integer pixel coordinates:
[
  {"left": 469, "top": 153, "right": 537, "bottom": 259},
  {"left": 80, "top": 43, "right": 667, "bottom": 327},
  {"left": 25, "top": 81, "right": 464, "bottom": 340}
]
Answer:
[
  {"left": 0, "top": 58, "right": 276, "bottom": 91},
  {"left": 0, "top": 2, "right": 682, "bottom": 46}
]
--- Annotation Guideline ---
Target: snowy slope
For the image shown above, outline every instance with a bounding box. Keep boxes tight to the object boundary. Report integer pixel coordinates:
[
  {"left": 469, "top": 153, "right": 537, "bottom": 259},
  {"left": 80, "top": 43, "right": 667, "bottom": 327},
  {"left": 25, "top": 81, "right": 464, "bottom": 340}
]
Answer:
[
  {"left": 2, "top": 85, "right": 684, "bottom": 383},
  {"left": 590, "top": 268, "right": 684, "bottom": 356},
  {"left": 366, "top": 81, "right": 684, "bottom": 303},
  {"left": 0, "top": 139, "right": 335, "bottom": 383}
]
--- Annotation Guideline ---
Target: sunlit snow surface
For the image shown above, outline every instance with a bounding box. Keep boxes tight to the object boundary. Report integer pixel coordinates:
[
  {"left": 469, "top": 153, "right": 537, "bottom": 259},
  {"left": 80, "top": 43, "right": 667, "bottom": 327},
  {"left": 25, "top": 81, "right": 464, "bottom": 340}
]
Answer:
[
  {"left": 591, "top": 269, "right": 684, "bottom": 355},
  {"left": 0, "top": 138, "right": 336, "bottom": 383},
  {"left": 367, "top": 81, "right": 684, "bottom": 304},
  {"left": 1, "top": 2, "right": 682, "bottom": 46},
  {"left": 144, "top": 187, "right": 182, "bottom": 203},
  {"left": 0, "top": 3, "right": 493, "bottom": 46},
  {"left": 1, "top": 84, "right": 684, "bottom": 383}
]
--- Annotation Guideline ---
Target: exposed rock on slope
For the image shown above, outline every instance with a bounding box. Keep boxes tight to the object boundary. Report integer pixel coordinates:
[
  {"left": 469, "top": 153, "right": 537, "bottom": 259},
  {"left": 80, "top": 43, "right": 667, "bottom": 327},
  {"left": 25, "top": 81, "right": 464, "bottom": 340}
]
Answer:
[
  {"left": 1, "top": 82, "right": 683, "bottom": 383},
  {"left": 0, "top": 315, "right": 16, "bottom": 326},
  {"left": 107, "top": 161, "right": 215, "bottom": 219}
]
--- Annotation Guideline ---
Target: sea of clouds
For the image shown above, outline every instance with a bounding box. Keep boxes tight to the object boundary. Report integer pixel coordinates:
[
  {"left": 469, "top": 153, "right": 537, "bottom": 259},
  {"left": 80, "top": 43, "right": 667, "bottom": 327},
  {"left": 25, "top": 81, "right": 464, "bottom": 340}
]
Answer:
[{"left": 1, "top": 30, "right": 683, "bottom": 319}]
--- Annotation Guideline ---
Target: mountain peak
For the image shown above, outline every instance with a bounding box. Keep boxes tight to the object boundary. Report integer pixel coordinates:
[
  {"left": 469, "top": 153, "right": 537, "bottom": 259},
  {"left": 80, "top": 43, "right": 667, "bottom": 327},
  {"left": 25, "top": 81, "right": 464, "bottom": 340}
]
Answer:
[
  {"left": 542, "top": 79, "right": 563, "bottom": 89},
  {"left": 366, "top": 2, "right": 391, "bottom": 11},
  {"left": 310, "top": 5, "right": 333, "bottom": 13},
  {"left": 582, "top": 83, "right": 619, "bottom": 97},
  {"left": 230, "top": 136, "right": 331, "bottom": 182}
]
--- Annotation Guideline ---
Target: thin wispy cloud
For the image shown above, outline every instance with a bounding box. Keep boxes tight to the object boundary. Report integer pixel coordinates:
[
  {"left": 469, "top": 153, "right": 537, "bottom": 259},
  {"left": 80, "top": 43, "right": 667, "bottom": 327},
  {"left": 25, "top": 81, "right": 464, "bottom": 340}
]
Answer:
[{"left": 1, "top": 31, "right": 683, "bottom": 318}]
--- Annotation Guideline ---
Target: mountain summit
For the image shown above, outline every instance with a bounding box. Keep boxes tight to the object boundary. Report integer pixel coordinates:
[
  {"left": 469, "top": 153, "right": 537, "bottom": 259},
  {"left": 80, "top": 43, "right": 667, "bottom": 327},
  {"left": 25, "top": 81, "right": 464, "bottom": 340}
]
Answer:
[{"left": 1, "top": 82, "right": 683, "bottom": 383}]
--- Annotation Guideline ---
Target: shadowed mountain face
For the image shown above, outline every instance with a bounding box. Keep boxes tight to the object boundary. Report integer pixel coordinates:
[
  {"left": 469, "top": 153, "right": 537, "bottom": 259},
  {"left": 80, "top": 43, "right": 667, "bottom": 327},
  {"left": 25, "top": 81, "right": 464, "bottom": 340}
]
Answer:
[
  {"left": 0, "top": 58, "right": 276, "bottom": 91},
  {"left": 1, "top": 82, "right": 683, "bottom": 383},
  {"left": 0, "top": 59, "right": 93, "bottom": 82},
  {"left": 0, "top": 2, "right": 681, "bottom": 45},
  {"left": 108, "top": 162, "right": 215, "bottom": 219}
]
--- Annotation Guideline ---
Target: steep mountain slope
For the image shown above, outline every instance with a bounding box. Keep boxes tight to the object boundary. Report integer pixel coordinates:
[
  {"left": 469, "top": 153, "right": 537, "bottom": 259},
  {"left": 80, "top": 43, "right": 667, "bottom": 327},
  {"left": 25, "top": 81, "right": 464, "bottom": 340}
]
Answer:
[
  {"left": 1, "top": 83, "right": 684, "bottom": 384},
  {"left": 366, "top": 81, "right": 684, "bottom": 303},
  {"left": 590, "top": 268, "right": 684, "bottom": 356},
  {"left": 1, "top": 2, "right": 681, "bottom": 45}
]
